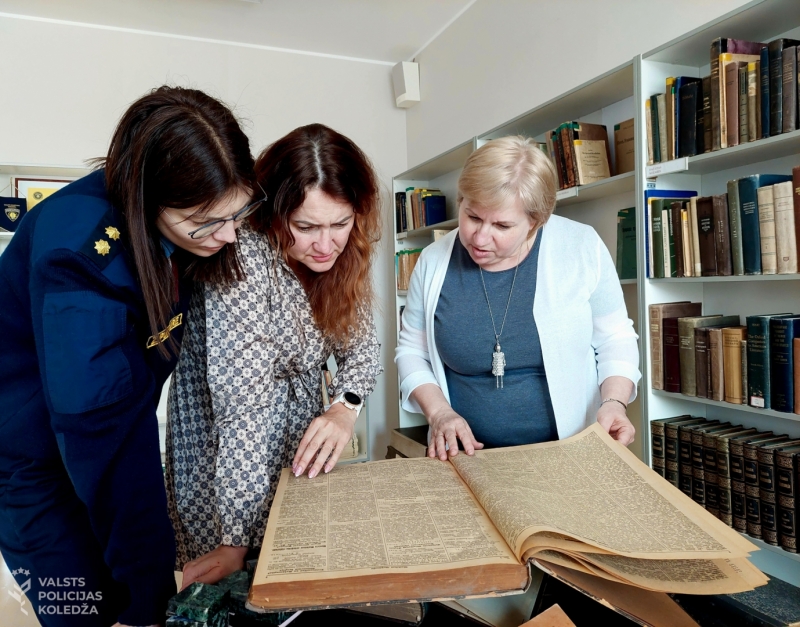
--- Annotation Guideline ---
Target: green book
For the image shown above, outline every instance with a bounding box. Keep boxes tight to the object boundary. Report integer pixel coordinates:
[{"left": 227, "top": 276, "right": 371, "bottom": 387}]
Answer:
[
  {"left": 727, "top": 179, "right": 745, "bottom": 276},
  {"left": 651, "top": 199, "right": 665, "bottom": 279}
]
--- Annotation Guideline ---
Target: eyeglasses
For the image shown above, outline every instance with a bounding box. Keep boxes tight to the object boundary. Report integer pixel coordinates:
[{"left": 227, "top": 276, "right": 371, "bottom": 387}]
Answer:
[{"left": 187, "top": 189, "right": 268, "bottom": 239}]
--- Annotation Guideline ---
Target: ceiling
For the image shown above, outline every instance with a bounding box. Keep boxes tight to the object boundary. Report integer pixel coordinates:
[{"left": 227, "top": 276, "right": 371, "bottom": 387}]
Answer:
[{"left": 0, "top": 0, "right": 475, "bottom": 63}]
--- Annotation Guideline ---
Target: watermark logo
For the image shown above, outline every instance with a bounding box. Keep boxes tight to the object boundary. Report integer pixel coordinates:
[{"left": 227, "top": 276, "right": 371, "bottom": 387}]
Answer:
[{"left": 9, "top": 568, "right": 31, "bottom": 616}]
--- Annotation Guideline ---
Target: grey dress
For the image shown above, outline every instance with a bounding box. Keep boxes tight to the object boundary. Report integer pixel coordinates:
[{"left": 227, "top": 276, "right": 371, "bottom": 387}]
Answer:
[{"left": 165, "top": 223, "right": 382, "bottom": 568}]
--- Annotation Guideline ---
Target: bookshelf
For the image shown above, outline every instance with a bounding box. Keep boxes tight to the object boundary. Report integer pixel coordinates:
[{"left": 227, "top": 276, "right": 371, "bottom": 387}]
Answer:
[{"left": 637, "top": 0, "right": 800, "bottom": 586}]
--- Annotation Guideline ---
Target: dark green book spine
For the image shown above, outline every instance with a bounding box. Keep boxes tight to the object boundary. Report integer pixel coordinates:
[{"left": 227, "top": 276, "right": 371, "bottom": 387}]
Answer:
[
  {"left": 652, "top": 200, "right": 665, "bottom": 279},
  {"left": 770, "top": 317, "right": 800, "bottom": 412},
  {"left": 650, "top": 94, "right": 661, "bottom": 163}
]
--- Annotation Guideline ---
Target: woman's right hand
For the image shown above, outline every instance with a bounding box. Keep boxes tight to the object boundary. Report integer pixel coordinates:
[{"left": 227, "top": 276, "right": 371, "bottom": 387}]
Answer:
[{"left": 427, "top": 405, "right": 484, "bottom": 460}]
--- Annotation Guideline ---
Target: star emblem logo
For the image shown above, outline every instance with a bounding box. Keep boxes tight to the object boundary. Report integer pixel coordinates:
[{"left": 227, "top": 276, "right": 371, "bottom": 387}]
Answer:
[
  {"left": 94, "top": 240, "right": 111, "bottom": 256},
  {"left": 105, "top": 226, "right": 121, "bottom": 241},
  {"left": 11, "top": 568, "right": 30, "bottom": 577}
]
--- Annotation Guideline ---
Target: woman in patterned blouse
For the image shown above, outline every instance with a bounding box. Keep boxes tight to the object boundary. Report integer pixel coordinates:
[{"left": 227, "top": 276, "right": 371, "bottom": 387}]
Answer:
[{"left": 165, "top": 124, "right": 383, "bottom": 587}]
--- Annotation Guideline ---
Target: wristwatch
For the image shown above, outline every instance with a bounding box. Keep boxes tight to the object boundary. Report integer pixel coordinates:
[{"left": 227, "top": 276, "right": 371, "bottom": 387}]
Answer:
[{"left": 332, "top": 391, "right": 364, "bottom": 416}]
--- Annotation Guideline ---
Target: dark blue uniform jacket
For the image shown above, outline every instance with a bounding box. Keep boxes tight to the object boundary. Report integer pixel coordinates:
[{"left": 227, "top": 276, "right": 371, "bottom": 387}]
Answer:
[{"left": 0, "top": 170, "right": 189, "bottom": 625}]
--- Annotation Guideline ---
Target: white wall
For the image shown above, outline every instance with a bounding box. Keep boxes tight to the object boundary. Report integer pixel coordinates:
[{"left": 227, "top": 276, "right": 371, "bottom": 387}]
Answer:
[
  {"left": 406, "top": 0, "right": 753, "bottom": 167},
  {"left": 0, "top": 15, "right": 406, "bottom": 463}
]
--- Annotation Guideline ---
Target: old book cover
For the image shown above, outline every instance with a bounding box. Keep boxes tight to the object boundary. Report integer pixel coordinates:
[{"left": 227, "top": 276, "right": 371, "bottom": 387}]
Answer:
[
  {"left": 761, "top": 46, "right": 771, "bottom": 138},
  {"left": 705, "top": 426, "right": 751, "bottom": 518},
  {"left": 677, "top": 78, "right": 703, "bottom": 157},
  {"left": 680, "top": 208, "right": 693, "bottom": 277},
  {"left": 747, "top": 62, "right": 759, "bottom": 141},
  {"left": 741, "top": 340, "right": 748, "bottom": 409},
  {"left": 717, "top": 575, "right": 800, "bottom": 627},
  {"left": 726, "top": 179, "right": 745, "bottom": 276},
  {"left": 731, "top": 433, "right": 777, "bottom": 533},
  {"left": 664, "top": 207, "right": 675, "bottom": 277},
  {"left": 558, "top": 124, "right": 577, "bottom": 188},
  {"left": 692, "top": 423, "right": 733, "bottom": 508},
  {"left": 656, "top": 94, "right": 668, "bottom": 162},
  {"left": 747, "top": 314, "right": 793, "bottom": 409},
  {"left": 648, "top": 302, "right": 701, "bottom": 390},
  {"left": 614, "top": 118, "right": 635, "bottom": 175},
  {"left": 758, "top": 440, "right": 800, "bottom": 546},
  {"left": 776, "top": 444, "right": 800, "bottom": 552},
  {"left": 666, "top": 77, "right": 676, "bottom": 160},
  {"left": 678, "top": 315, "right": 732, "bottom": 396},
  {"left": 573, "top": 122, "right": 612, "bottom": 176},
  {"left": 702, "top": 75, "right": 713, "bottom": 153},
  {"left": 783, "top": 46, "right": 798, "bottom": 133},
  {"left": 651, "top": 415, "right": 692, "bottom": 479},
  {"left": 746, "top": 436, "right": 791, "bottom": 538},
  {"left": 773, "top": 181, "right": 798, "bottom": 274},
  {"left": 694, "top": 328, "right": 710, "bottom": 398},
  {"left": 695, "top": 196, "right": 718, "bottom": 276},
  {"left": 645, "top": 100, "right": 654, "bottom": 166},
  {"left": 771, "top": 316, "right": 800, "bottom": 413},
  {"left": 663, "top": 317, "right": 683, "bottom": 393},
  {"left": 711, "top": 38, "right": 764, "bottom": 150},
  {"left": 708, "top": 327, "right": 726, "bottom": 402},
  {"left": 738, "top": 174, "right": 793, "bottom": 275},
  {"left": 650, "top": 95, "right": 661, "bottom": 164},
  {"left": 651, "top": 201, "right": 665, "bottom": 279},
  {"left": 712, "top": 194, "right": 733, "bottom": 276},
  {"left": 573, "top": 139, "right": 610, "bottom": 185},
  {"left": 723, "top": 58, "right": 747, "bottom": 147},
  {"left": 716, "top": 429, "right": 758, "bottom": 527},
  {"left": 739, "top": 64, "right": 749, "bottom": 144},
  {"left": 689, "top": 196, "right": 702, "bottom": 276},
  {"left": 722, "top": 327, "right": 747, "bottom": 403},
  {"left": 769, "top": 39, "right": 800, "bottom": 136},
  {"left": 681, "top": 421, "right": 718, "bottom": 497},
  {"left": 757, "top": 185, "right": 778, "bottom": 275},
  {"left": 666, "top": 418, "right": 707, "bottom": 489},
  {"left": 250, "top": 425, "right": 766, "bottom": 611},
  {"left": 795, "top": 338, "right": 800, "bottom": 414},
  {"left": 794, "top": 167, "right": 800, "bottom": 265}
]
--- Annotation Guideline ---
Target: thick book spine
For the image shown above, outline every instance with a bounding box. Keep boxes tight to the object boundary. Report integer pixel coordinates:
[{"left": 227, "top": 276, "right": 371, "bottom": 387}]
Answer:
[
  {"left": 727, "top": 179, "right": 745, "bottom": 275},
  {"left": 666, "top": 418, "right": 703, "bottom": 488},
  {"left": 650, "top": 95, "right": 661, "bottom": 163},
  {"left": 704, "top": 430, "right": 727, "bottom": 517},
  {"left": 723, "top": 327, "right": 747, "bottom": 404},
  {"left": 651, "top": 420, "right": 666, "bottom": 477},
  {"left": 678, "top": 82, "right": 699, "bottom": 158},
  {"left": 690, "top": 197, "right": 702, "bottom": 276},
  {"left": 747, "top": 314, "right": 790, "bottom": 409},
  {"left": 758, "top": 442, "right": 800, "bottom": 546},
  {"left": 652, "top": 201, "right": 665, "bottom": 278},
  {"left": 757, "top": 185, "right": 777, "bottom": 275},
  {"left": 760, "top": 46, "right": 771, "bottom": 139},
  {"left": 645, "top": 99, "right": 654, "bottom": 165},
  {"left": 712, "top": 194, "right": 732, "bottom": 276},
  {"left": 770, "top": 317, "right": 800, "bottom": 412},
  {"left": 777, "top": 447, "right": 800, "bottom": 552},
  {"left": 679, "top": 424, "right": 699, "bottom": 497},
  {"left": 718, "top": 430, "right": 757, "bottom": 527},
  {"left": 769, "top": 40, "right": 785, "bottom": 136},
  {"left": 702, "top": 76, "right": 713, "bottom": 152},
  {"left": 657, "top": 94, "right": 668, "bottom": 161},
  {"left": 663, "top": 317, "right": 682, "bottom": 393},
  {"left": 710, "top": 39, "right": 725, "bottom": 150},
  {"left": 731, "top": 438, "right": 749, "bottom": 532},
  {"left": 741, "top": 339, "right": 748, "bottom": 406},
  {"left": 695, "top": 328, "right": 709, "bottom": 398},
  {"left": 739, "top": 64, "right": 749, "bottom": 144},
  {"left": 747, "top": 62, "right": 759, "bottom": 141},
  {"left": 795, "top": 338, "right": 800, "bottom": 414},
  {"left": 794, "top": 167, "right": 800, "bottom": 263},
  {"left": 738, "top": 176, "right": 763, "bottom": 275},
  {"left": 696, "top": 196, "right": 717, "bottom": 276},
  {"left": 664, "top": 208, "right": 674, "bottom": 277},
  {"left": 692, "top": 429, "right": 710, "bottom": 506},
  {"left": 782, "top": 46, "right": 797, "bottom": 134},
  {"left": 709, "top": 327, "right": 725, "bottom": 402},
  {"left": 648, "top": 303, "right": 701, "bottom": 390},
  {"left": 559, "top": 125, "right": 576, "bottom": 188},
  {"left": 666, "top": 77, "right": 676, "bottom": 160},
  {"left": 681, "top": 209, "right": 693, "bottom": 277},
  {"left": 724, "top": 60, "right": 741, "bottom": 147},
  {"left": 745, "top": 440, "right": 764, "bottom": 538},
  {"left": 671, "top": 202, "right": 684, "bottom": 277},
  {"left": 773, "top": 181, "right": 798, "bottom": 274}
]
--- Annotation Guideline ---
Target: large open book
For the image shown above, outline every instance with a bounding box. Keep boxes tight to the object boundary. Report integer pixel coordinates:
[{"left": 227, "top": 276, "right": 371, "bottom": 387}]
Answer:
[{"left": 249, "top": 424, "right": 766, "bottom": 611}]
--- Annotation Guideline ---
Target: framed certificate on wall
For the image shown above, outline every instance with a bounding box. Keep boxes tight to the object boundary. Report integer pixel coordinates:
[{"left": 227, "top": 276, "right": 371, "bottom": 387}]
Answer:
[{"left": 12, "top": 176, "right": 73, "bottom": 209}]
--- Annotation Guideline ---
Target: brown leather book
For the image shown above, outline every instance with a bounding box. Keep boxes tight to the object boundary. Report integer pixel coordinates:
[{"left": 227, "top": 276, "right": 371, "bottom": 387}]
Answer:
[
  {"left": 695, "top": 328, "right": 710, "bottom": 398},
  {"left": 731, "top": 432, "right": 775, "bottom": 533},
  {"left": 671, "top": 201, "right": 685, "bottom": 277},
  {"left": 559, "top": 124, "right": 576, "bottom": 188},
  {"left": 782, "top": 46, "right": 797, "bottom": 133},
  {"left": 717, "top": 428, "right": 758, "bottom": 527},
  {"left": 723, "top": 327, "right": 748, "bottom": 403},
  {"left": 696, "top": 196, "right": 718, "bottom": 276},
  {"left": 745, "top": 435, "right": 789, "bottom": 538},
  {"left": 776, "top": 444, "right": 800, "bottom": 551},
  {"left": 759, "top": 439, "right": 800, "bottom": 545},
  {"left": 702, "top": 75, "right": 713, "bottom": 152},
  {"left": 725, "top": 60, "right": 747, "bottom": 147},
  {"left": 648, "top": 302, "right": 702, "bottom": 390},
  {"left": 679, "top": 316, "right": 741, "bottom": 396},
  {"left": 793, "top": 166, "right": 800, "bottom": 263},
  {"left": 693, "top": 423, "right": 733, "bottom": 508},
  {"left": 663, "top": 317, "right": 683, "bottom": 394},
  {"left": 650, "top": 415, "right": 691, "bottom": 478},
  {"left": 705, "top": 426, "right": 750, "bottom": 518},
  {"left": 709, "top": 327, "right": 725, "bottom": 401},
  {"left": 712, "top": 194, "right": 733, "bottom": 276},
  {"left": 680, "top": 420, "right": 717, "bottom": 497},
  {"left": 574, "top": 121, "right": 612, "bottom": 176},
  {"left": 665, "top": 417, "right": 704, "bottom": 488}
]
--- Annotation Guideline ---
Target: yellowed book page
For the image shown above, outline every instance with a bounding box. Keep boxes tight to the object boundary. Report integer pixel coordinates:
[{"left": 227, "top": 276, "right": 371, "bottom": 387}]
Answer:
[
  {"left": 534, "top": 550, "right": 766, "bottom": 595},
  {"left": 757, "top": 185, "right": 777, "bottom": 274},
  {"left": 253, "top": 458, "right": 520, "bottom": 587},
  {"left": 450, "top": 424, "right": 756, "bottom": 561},
  {"left": 773, "top": 181, "right": 798, "bottom": 274}
]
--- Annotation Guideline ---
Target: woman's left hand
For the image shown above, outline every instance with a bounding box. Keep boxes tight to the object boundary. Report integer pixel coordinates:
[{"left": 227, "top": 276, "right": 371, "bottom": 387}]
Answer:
[
  {"left": 292, "top": 402, "right": 357, "bottom": 478},
  {"left": 596, "top": 401, "right": 635, "bottom": 446},
  {"left": 181, "top": 545, "right": 248, "bottom": 590}
]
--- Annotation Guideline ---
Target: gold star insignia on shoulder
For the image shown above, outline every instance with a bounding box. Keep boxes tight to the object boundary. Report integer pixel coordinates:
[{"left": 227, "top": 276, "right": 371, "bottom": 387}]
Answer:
[
  {"left": 105, "top": 226, "right": 121, "bottom": 240},
  {"left": 94, "top": 240, "right": 111, "bottom": 256}
]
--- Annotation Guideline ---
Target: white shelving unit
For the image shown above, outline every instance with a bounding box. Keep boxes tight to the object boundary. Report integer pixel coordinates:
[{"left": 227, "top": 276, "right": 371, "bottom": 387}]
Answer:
[{"left": 636, "top": 0, "right": 800, "bottom": 587}]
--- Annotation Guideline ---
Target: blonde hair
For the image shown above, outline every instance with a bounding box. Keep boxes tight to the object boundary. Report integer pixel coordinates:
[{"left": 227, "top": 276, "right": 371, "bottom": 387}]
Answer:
[{"left": 457, "top": 136, "right": 558, "bottom": 227}]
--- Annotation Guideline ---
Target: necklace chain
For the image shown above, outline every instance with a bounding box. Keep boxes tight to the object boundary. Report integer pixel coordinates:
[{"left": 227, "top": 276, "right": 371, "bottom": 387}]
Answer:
[{"left": 478, "top": 241, "right": 526, "bottom": 346}]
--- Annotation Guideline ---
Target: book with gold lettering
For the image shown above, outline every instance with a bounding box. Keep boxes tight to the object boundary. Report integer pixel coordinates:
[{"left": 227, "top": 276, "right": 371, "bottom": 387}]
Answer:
[{"left": 248, "top": 425, "right": 766, "bottom": 612}]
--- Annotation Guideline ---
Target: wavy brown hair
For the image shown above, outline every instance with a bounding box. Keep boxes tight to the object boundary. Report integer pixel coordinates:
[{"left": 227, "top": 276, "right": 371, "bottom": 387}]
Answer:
[
  {"left": 99, "top": 86, "right": 255, "bottom": 357},
  {"left": 251, "top": 124, "right": 380, "bottom": 343}
]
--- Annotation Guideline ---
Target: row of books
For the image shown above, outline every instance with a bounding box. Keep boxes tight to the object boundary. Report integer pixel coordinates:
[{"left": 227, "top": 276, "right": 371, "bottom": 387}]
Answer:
[
  {"left": 651, "top": 304, "right": 800, "bottom": 413},
  {"left": 395, "top": 188, "right": 447, "bottom": 234},
  {"left": 646, "top": 167, "right": 800, "bottom": 278},
  {"left": 544, "top": 119, "right": 634, "bottom": 191},
  {"left": 395, "top": 248, "right": 422, "bottom": 291},
  {"left": 651, "top": 415, "right": 800, "bottom": 553},
  {"left": 646, "top": 37, "right": 800, "bottom": 164},
  {"left": 615, "top": 207, "right": 636, "bottom": 280}
]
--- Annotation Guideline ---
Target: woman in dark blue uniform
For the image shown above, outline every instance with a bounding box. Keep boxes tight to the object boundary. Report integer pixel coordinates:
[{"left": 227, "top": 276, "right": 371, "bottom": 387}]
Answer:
[{"left": 0, "top": 86, "right": 256, "bottom": 626}]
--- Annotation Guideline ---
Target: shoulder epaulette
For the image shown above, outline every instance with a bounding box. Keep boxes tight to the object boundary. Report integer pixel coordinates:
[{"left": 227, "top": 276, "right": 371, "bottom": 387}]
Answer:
[{"left": 77, "top": 209, "right": 123, "bottom": 271}]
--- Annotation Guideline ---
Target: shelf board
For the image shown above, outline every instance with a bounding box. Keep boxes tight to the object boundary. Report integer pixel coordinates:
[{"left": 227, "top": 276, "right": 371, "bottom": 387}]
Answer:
[
  {"left": 744, "top": 533, "right": 800, "bottom": 563},
  {"left": 744, "top": 533, "right": 800, "bottom": 586},
  {"left": 0, "top": 232, "right": 13, "bottom": 241},
  {"left": 619, "top": 278, "right": 637, "bottom": 285},
  {"left": 556, "top": 172, "right": 635, "bottom": 207},
  {"left": 652, "top": 390, "right": 800, "bottom": 422},
  {"left": 396, "top": 140, "right": 474, "bottom": 182},
  {"left": 643, "top": 0, "right": 800, "bottom": 66},
  {"left": 478, "top": 61, "right": 633, "bottom": 141},
  {"left": 650, "top": 274, "right": 800, "bottom": 283},
  {"left": 0, "top": 162, "right": 92, "bottom": 178},
  {"left": 397, "top": 218, "right": 458, "bottom": 240}
]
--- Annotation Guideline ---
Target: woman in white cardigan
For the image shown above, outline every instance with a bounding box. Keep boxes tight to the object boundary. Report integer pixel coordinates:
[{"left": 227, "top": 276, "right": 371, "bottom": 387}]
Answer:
[{"left": 395, "top": 136, "right": 640, "bottom": 459}]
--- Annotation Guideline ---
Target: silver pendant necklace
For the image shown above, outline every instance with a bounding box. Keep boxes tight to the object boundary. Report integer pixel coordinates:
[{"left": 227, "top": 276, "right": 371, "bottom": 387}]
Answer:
[{"left": 478, "top": 241, "right": 527, "bottom": 389}]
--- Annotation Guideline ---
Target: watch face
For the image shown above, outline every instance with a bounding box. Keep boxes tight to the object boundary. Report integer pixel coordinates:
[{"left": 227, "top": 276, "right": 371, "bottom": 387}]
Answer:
[{"left": 344, "top": 391, "right": 361, "bottom": 405}]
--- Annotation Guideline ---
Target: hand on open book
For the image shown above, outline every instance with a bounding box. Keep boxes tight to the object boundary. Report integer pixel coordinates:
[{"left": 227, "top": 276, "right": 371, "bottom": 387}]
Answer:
[
  {"left": 181, "top": 545, "right": 248, "bottom": 590},
  {"left": 596, "top": 402, "right": 635, "bottom": 446},
  {"left": 292, "top": 402, "right": 357, "bottom": 478},
  {"left": 428, "top": 405, "right": 484, "bottom": 461}
]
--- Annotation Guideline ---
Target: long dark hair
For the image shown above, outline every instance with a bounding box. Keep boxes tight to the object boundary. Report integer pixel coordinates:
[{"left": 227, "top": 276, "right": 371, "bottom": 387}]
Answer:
[
  {"left": 251, "top": 124, "right": 380, "bottom": 344},
  {"left": 100, "top": 86, "right": 255, "bottom": 356}
]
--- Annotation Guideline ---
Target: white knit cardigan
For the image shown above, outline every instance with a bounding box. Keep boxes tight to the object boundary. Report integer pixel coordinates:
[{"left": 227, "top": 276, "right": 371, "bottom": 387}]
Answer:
[{"left": 394, "top": 215, "right": 641, "bottom": 439}]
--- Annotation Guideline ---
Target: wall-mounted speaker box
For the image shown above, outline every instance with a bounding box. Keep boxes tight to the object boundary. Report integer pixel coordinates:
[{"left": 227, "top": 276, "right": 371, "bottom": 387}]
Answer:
[{"left": 392, "top": 61, "right": 420, "bottom": 108}]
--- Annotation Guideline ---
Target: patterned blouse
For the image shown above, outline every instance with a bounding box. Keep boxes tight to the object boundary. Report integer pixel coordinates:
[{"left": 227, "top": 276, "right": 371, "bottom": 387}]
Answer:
[{"left": 165, "top": 223, "right": 382, "bottom": 567}]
